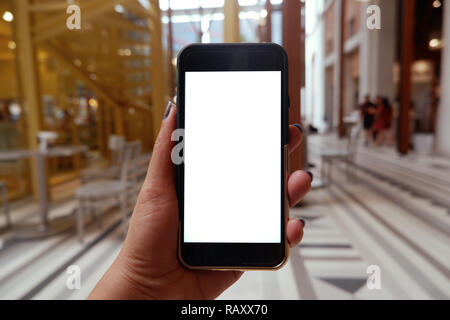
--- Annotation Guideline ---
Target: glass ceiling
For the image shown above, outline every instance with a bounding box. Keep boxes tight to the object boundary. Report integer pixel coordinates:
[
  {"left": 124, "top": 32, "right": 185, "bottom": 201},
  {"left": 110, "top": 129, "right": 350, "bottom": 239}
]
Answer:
[{"left": 138, "top": 0, "right": 284, "bottom": 11}]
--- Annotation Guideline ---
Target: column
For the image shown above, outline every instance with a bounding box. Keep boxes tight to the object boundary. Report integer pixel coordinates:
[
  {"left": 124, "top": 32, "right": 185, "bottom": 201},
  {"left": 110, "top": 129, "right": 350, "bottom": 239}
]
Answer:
[
  {"left": 435, "top": 0, "right": 450, "bottom": 156},
  {"left": 337, "top": 0, "right": 345, "bottom": 138},
  {"left": 149, "top": 0, "right": 168, "bottom": 143},
  {"left": 265, "top": 0, "right": 272, "bottom": 42},
  {"left": 15, "top": 0, "right": 41, "bottom": 198},
  {"left": 167, "top": 1, "right": 175, "bottom": 98},
  {"left": 114, "top": 107, "right": 125, "bottom": 136},
  {"left": 359, "top": 0, "right": 397, "bottom": 102},
  {"left": 224, "top": 0, "right": 240, "bottom": 43},
  {"left": 111, "top": 27, "right": 125, "bottom": 137},
  {"left": 398, "top": 0, "right": 415, "bottom": 154},
  {"left": 283, "top": 0, "right": 303, "bottom": 172}
]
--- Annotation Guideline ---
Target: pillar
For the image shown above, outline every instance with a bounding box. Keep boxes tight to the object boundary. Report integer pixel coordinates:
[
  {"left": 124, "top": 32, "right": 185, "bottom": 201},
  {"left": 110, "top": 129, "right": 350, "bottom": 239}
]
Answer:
[
  {"left": 283, "top": 0, "right": 303, "bottom": 172},
  {"left": 337, "top": 0, "right": 345, "bottom": 138},
  {"left": 224, "top": 0, "right": 240, "bottom": 43},
  {"left": 14, "top": 0, "right": 41, "bottom": 198},
  {"left": 149, "top": 0, "right": 168, "bottom": 143},
  {"left": 435, "top": 0, "right": 450, "bottom": 156},
  {"left": 111, "top": 27, "right": 125, "bottom": 137},
  {"left": 359, "top": 0, "right": 397, "bottom": 103},
  {"left": 265, "top": 0, "right": 272, "bottom": 42},
  {"left": 114, "top": 107, "right": 125, "bottom": 136},
  {"left": 167, "top": 0, "right": 175, "bottom": 98},
  {"left": 398, "top": 0, "right": 415, "bottom": 155}
]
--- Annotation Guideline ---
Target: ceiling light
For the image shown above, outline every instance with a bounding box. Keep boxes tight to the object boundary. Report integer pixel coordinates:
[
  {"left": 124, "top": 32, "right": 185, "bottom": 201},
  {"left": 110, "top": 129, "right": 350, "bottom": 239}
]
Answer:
[
  {"left": 429, "top": 38, "right": 443, "bottom": 49},
  {"left": 118, "top": 48, "right": 131, "bottom": 56},
  {"left": 433, "top": 0, "right": 441, "bottom": 8},
  {"left": 260, "top": 9, "right": 268, "bottom": 18},
  {"left": 115, "top": 4, "right": 125, "bottom": 13},
  {"left": 8, "top": 41, "right": 16, "bottom": 50},
  {"left": 9, "top": 103, "right": 21, "bottom": 117},
  {"left": 88, "top": 98, "right": 98, "bottom": 109},
  {"left": 2, "top": 11, "right": 13, "bottom": 22}
]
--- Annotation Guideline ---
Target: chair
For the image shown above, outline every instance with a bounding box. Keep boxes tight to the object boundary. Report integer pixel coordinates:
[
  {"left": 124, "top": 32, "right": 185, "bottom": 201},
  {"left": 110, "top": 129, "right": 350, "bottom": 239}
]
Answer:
[
  {"left": 75, "top": 142, "right": 135, "bottom": 243},
  {"left": 0, "top": 181, "right": 10, "bottom": 228},
  {"left": 80, "top": 135, "right": 126, "bottom": 183},
  {"left": 123, "top": 141, "right": 144, "bottom": 209},
  {"left": 75, "top": 140, "right": 148, "bottom": 243},
  {"left": 320, "top": 125, "right": 360, "bottom": 186}
]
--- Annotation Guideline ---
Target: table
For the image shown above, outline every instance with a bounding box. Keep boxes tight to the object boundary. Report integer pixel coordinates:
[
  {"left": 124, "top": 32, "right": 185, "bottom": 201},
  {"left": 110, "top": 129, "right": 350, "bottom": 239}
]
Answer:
[{"left": 0, "top": 145, "right": 88, "bottom": 239}]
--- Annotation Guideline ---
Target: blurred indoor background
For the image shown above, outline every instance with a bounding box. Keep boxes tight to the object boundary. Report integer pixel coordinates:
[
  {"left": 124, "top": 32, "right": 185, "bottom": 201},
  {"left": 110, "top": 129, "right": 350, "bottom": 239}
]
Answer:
[{"left": 0, "top": 0, "right": 449, "bottom": 300}]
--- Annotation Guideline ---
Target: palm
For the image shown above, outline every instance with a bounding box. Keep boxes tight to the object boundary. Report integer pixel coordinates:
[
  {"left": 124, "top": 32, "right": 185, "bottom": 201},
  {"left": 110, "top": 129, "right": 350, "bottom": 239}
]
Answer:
[
  {"left": 121, "top": 186, "right": 241, "bottom": 300},
  {"left": 90, "top": 103, "right": 309, "bottom": 300}
]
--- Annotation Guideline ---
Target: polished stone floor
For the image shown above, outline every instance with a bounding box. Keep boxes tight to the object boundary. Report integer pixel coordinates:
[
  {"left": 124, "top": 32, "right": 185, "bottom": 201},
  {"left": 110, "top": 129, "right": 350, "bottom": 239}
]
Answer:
[{"left": 0, "top": 135, "right": 449, "bottom": 300}]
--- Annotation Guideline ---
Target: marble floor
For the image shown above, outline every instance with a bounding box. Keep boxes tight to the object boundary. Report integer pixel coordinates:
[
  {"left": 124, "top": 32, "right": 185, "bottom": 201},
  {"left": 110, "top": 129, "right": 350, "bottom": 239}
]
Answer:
[{"left": 0, "top": 135, "right": 449, "bottom": 300}]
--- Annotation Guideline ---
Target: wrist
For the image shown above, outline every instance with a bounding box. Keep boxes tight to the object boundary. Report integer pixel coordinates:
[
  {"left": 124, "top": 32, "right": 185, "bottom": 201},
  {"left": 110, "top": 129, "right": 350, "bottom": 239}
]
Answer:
[{"left": 89, "top": 256, "right": 155, "bottom": 300}]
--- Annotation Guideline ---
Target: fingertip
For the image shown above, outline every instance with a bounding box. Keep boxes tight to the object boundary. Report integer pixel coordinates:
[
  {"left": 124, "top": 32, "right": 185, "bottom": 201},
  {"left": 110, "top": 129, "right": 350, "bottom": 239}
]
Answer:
[
  {"left": 292, "top": 124, "right": 303, "bottom": 134},
  {"left": 288, "top": 125, "right": 303, "bottom": 154},
  {"left": 287, "top": 170, "right": 312, "bottom": 207},
  {"left": 163, "top": 101, "right": 173, "bottom": 119},
  {"left": 287, "top": 219, "right": 304, "bottom": 248},
  {"left": 306, "top": 171, "right": 314, "bottom": 183},
  {"left": 164, "top": 101, "right": 177, "bottom": 122},
  {"left": 298, "top": 218, "right": 306, "bottom": 227}
]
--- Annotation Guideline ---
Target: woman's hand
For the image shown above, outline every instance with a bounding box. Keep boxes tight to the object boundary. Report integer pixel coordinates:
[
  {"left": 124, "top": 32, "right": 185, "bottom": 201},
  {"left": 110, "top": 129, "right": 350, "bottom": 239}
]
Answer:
[{"left": 89, "top": 102, "right": 312, "bottom": 300}]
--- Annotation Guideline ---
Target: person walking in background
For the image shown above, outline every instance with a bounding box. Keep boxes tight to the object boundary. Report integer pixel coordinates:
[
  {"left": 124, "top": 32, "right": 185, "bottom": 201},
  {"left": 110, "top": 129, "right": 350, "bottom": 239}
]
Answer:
[
  {"left": 372, "top": 97, "right": 393, "bottom": 146},
  {"left": 360, "top": 95, "right": 376, "bottom": 146}
]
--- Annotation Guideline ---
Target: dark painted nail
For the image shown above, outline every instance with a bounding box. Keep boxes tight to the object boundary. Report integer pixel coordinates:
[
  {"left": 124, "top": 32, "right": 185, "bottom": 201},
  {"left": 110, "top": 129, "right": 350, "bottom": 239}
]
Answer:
[
  {"left": 163, "top": 101, "right": 173, "bottom": 119},
  {"left": 298, "top": 219, "right": 306, "bottom": 227},
  {"left": 306, "top": 170, "right": 314, "bottom": 182},
  {"left": 293, "top": 124, "right": 303, "bottom": 134}
]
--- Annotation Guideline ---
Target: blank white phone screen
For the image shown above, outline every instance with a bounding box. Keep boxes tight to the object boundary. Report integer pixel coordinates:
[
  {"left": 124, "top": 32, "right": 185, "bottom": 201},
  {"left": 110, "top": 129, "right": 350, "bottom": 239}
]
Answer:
[{"left": 184, "top": 71, "right": 281, "bottom": 243}]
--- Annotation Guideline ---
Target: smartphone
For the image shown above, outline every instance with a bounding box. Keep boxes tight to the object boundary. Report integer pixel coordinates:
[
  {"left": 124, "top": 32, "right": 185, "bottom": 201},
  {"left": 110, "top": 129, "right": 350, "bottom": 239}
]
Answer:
[{"left": 176, "top": 43, "right": 289, "bottom": 270}]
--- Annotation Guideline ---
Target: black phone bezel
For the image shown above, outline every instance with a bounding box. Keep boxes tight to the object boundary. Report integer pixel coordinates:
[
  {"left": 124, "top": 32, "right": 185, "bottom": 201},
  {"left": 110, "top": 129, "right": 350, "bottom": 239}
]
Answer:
[{"left": 176, "top": 43, "right": 289, "bottom": 269}]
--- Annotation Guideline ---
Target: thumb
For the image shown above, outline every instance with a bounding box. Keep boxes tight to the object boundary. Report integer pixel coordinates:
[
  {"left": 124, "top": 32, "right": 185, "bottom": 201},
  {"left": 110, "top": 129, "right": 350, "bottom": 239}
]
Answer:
[
  {"left": 141, "top": 101, "right": 177, "bottom": 200},
  {"left": 124, "top": 101, "right": 179, "bottom": 262}
]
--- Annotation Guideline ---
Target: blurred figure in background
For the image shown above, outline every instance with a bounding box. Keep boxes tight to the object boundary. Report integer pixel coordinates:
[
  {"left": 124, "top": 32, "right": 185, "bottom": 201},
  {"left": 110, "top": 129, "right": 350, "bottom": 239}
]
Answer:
[
  {"left": 360, "top": 95, "right": 376, "bottom": 146},
  {"left": 373, "top": 97, "right": 393, "bottom": 146}
]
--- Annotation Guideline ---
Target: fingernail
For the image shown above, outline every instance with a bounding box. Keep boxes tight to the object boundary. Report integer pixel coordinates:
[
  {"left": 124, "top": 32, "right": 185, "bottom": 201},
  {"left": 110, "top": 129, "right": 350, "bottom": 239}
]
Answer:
[
  {"left": 306, "top": 170, "right": 314, "bottom": 182},
  {"left": 293, "top": 124, "right": 303, "bottom": 134},
  {"left": 298, "top": 219, "right": 306, "bottom": 227},
  {"left": 163, "top": 101, "right": 173, "bottom": 119}
]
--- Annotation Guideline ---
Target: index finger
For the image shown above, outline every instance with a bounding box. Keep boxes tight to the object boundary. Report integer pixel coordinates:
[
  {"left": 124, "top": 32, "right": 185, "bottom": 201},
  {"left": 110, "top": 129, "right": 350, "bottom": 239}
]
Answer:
[{"left": 288, "top": 124, "right": 303, "bottom": 154}]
